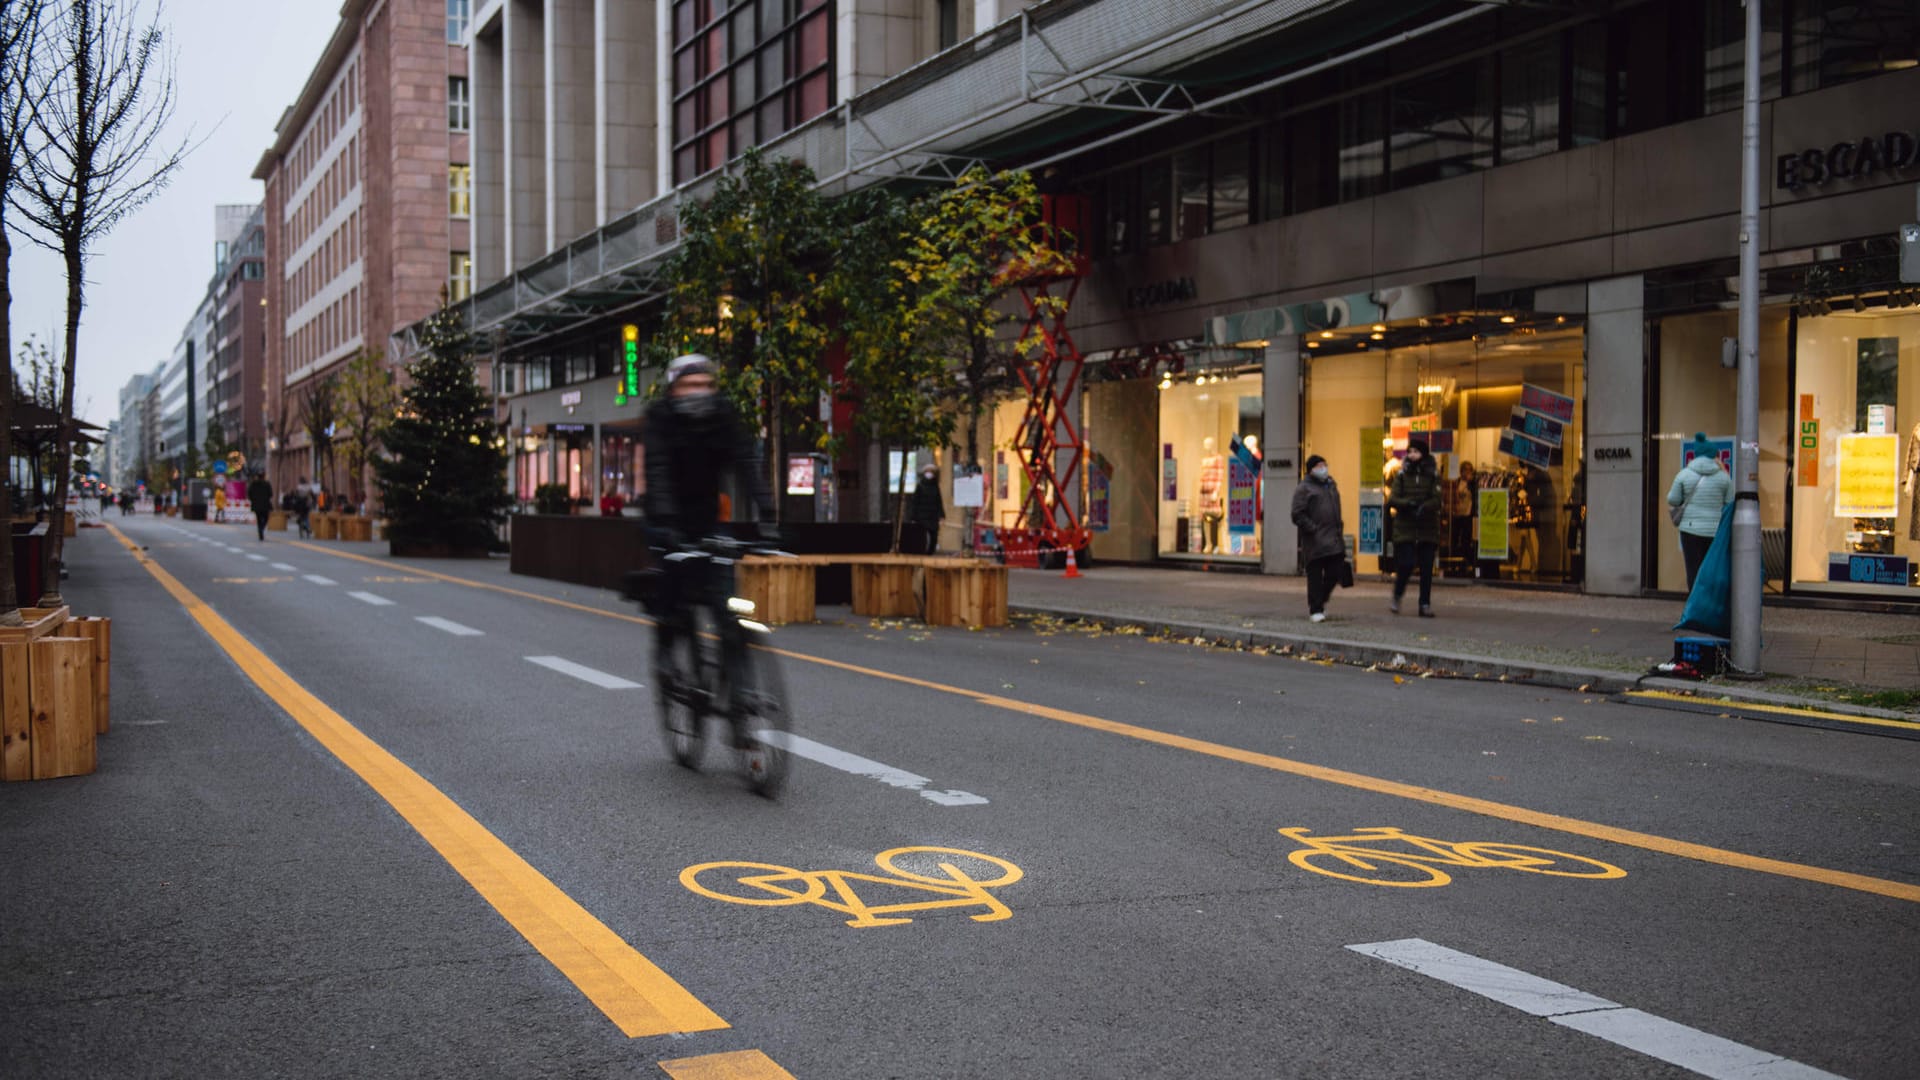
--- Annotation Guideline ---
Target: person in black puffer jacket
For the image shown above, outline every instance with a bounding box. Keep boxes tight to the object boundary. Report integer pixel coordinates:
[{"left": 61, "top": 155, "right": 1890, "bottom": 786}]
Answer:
[
  {"left": 1290, "top": 454, "right": 1344, "bottom": 622},
  {"left": 1388, "top": 437, "right": 1442, "bottom": 617}
]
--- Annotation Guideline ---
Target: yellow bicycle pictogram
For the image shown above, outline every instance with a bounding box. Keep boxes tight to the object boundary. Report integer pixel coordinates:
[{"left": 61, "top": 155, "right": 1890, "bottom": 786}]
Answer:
[
  {"left": 681, "top": 846, "right": 1023, "bottom": 928},
  {"left": 1278, "top": 826, "right": 1627, "bottom": 888}
]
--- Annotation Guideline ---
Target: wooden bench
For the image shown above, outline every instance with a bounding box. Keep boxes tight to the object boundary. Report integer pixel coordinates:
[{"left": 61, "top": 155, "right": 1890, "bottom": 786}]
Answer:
[{"left": 736, "top": 554, "right": 1008, "bottom": 628}]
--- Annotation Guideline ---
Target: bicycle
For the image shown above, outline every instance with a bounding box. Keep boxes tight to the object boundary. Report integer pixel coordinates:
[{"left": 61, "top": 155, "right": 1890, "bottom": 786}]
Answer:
[
  {"left": 681, "top": 846, "right": 1023, "bottom": 927},
  {"left": 1277, "top": 826, "right": 1626, "bottom": 888},
  {"left": 645, "top": 535, "right": 793, "bottom": 798}
]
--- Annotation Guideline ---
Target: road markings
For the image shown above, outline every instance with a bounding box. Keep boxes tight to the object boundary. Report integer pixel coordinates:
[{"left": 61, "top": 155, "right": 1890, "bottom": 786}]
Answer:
[
  {"left": 1279, "top": 827, "right": 1625, "bottom": 888},
  {"left": 1627, "top": 689, "right": 1920, "bottom": 736},
  {"left": 682, "top": 847, "right": 1022, "bottom": 928},
  {"left": 213, "top": 576, "right": 293, "bottom": 584},
  {"left": 347, "top": 591, "right": 396, "bottom": 607},
  {"left": 525, "top": 655, "right": 642, "bottom": 689},
  {"left": 658, "top": 1050, "right": 796, "bottom": 1080},
  {"left": 1348, "top": 939, "right": 1845, "bottom": 1079},
  {"left": 104, "top": 523, "right": 727, "bottom": 1038},
  {"left": 417, "top": 615, "right": 483, "bottom": 637},
  {"left": 246, "top": 554, "right": 268, "bottom": 562},
  {"left": 271, "top": 562, "right": 297, "bottom": 572},
  {"left": 302, "top": 574, "right": 338, "bottom": 586},
  {"left": 760, "top": 732, "right": 987, "bottom": 806},
  {"left": 283, "top": 537, "right": 1920, "bottom": 906}
]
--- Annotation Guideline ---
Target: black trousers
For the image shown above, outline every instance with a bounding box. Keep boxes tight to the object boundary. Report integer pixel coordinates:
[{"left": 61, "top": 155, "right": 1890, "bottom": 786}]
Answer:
[
  {"left": 1394, "top": 541, "right": 1437, "bottom": 608},
  {"left": 1305, "top": 554, "right": 1342, "bottom": 614},
  {"left": 1680, "top": 532, "right": 1714, "bottom": 591},
  {"left": 255, "top": 510, "right": 269, "bottom": 540}
]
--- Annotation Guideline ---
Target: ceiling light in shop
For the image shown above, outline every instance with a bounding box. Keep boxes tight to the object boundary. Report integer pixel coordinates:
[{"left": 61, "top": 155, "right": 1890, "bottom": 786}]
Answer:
[
  {"left": 1233, "top": 339, "right": 1269, "bottom": 349},
  {"left": 1499, "top": 315, "right": 1517, "bottom": 324},
  {"left": 1306, "top": 341, "right": 1320, "bottom": 348},
  {"left": 1417, "top": 384, "right": 1446, "bottom": 394},
  {"left": 1158, "top": 376, "right": 1172, "bottom": 390},
  {"left": 1320, "top": 330, "right": 1335, "bottom": 339},
  {"left": 1370, "top": 332, "right": 1384, "bottom": 341},
  {"left": 1371, "top": 323, "right": 1386, "bottom": 332}
]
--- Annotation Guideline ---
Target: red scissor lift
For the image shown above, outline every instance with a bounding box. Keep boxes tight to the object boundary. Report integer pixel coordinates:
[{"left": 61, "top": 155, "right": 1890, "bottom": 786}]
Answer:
[{"left": 988, "top": 195, "right": 1091, "bottom": 569}]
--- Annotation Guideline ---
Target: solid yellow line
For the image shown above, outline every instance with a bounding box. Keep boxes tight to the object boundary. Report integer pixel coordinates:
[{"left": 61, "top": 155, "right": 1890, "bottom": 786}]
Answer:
[
  {"left": 109, "top": 525, "right": 726, "bottom": 1037},
  {"left": 1626, "top": 689, "right": 1920, "bottom": 730},
  {"left": 278, "top": 532, "right": 1920, "bottom": 905},
  {"left": 658, "top": 1050, "right": 797, "bottom": 1080}
]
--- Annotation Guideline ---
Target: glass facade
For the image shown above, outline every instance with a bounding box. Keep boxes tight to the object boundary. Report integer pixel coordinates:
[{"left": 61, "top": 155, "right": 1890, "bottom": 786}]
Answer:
[
  {"left": 671, "top": 0, "right": 832, "bottom": 184},
  {"left": 1156, "top": 368, "right": 1265, "bottom": 561}
]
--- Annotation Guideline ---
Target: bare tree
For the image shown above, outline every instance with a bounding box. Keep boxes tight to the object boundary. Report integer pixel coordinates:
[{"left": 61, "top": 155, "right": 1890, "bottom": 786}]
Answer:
[
  {"left": 9, "top": 0, "right": 190, "bottom": 605},
  {"left": 0, "top": 0, "right": 49, "bottom": 624},
  {"left": 299, "top": 376, "right": 339, "bottom": 501}
]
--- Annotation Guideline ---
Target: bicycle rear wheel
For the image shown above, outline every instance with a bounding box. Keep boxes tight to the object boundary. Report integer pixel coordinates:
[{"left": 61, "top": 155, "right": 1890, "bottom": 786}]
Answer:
[
  {"left": 736, "top": 644, "right": 791, "bottom": 798},
  {"left": 655, "top": 628, "right": 705, "bottom": 770}
]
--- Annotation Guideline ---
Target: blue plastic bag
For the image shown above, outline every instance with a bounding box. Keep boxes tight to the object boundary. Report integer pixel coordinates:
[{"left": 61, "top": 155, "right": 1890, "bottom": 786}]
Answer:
[{"left": 1674, "top": 503, "right": 1735, "bottom": 637}]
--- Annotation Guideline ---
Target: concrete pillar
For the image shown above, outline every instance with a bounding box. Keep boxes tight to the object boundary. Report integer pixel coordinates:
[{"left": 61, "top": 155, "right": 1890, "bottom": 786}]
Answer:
[
  {"left": 1261, "top": 339, "right": 1302, "bottom": 576},
  {"left": 595, "top": 0, "right": 657, "bottom": 222},
  {"left": 1582, "top": 274, "right": 1646, "bottom": 596},
  {"left": 839, "top": 1, "right": 928, "bottom": 104},
  {"left": 654, "top": 0, "right": 672, "bottom": 199},
  {"left": 546, "top": 0, "right": 595, "bottom": 248},
  {"left": 504, "top": 0, "right": 547, "bottom": 270},
  {"left": 472, "top": 19, "right": 506, "bottom": 282}
]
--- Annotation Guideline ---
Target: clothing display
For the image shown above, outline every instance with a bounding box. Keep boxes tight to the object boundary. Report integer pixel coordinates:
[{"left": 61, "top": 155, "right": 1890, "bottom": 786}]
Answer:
[{"left": 1907, "top": 423, "right": 1919, "bottom": 541}]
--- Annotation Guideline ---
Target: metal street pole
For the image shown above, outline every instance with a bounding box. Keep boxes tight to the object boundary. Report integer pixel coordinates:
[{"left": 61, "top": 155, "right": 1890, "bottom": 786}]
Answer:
[{"left": 1729, "top": 0, "right": 1764, "bottom": 675}]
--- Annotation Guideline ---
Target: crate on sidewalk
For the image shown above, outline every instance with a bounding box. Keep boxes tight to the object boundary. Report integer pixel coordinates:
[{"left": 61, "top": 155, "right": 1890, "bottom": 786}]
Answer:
[
  {"left": 1673, "top": 636, "right": 1729, "bottom": 676},
  {"left": 1, "top": 633, "right": 97, "bottom": 781}
]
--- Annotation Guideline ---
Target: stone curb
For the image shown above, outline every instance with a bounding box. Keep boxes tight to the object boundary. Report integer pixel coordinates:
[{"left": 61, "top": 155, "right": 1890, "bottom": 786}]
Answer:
[{"left": 1011, "top": 603, "right": 1918, "bottom": 723}]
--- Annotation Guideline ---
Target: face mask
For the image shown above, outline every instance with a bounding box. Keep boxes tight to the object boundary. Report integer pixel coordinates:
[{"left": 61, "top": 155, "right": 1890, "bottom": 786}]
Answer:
[
  {"left": 1311, "top": 465, "right": 1330, "bottom": 481},
  {"left": 669, "top": 390, "right": 721, "bottom": 421}
]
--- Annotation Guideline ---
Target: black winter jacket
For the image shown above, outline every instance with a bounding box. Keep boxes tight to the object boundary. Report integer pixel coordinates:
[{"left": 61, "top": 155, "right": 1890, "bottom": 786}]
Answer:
[
  {"left": 1289, "top": 476, "right": 1344, "bottom": 562},
  {"left": 641, "top": 395, "right": 774, "bottom": 539}
]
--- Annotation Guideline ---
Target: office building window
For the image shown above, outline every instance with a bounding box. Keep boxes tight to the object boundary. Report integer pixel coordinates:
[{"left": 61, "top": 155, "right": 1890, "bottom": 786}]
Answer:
[
  {"left": 448, "top": 76, "right": 470, "bottom": 131},
  {"left": 671, "top": 0, "right": 833, "bottom": 184},
  {"left": 449, "top": 163, "right": 471, "bottom": 217},
  {"left": 1498, "top": 40, "right": 1561, "bottom": 163},
  {"left": 1788, "top": 0, "right": 1919, "bottom": 94},
  {"left": 1389, "top": 58, "right": 1494, "bottom": 189},
  {"left": 447, "top": 0, "right": 469, "bottom": 43},
  {"left": 937, "top": 0, "right": 960, "bottom": 50},
  {"left": 450, "top": 252, "right": 473, "bottom": 302}
]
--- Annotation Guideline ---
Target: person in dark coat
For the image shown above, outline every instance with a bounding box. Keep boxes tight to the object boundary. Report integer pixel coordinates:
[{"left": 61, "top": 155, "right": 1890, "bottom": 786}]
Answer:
[
  {"left": 1388, "top": 437, "right": 1442, "bottom": 616},
  {"left": 247, "top": 473, "right": 275, "bottom": 541},
  {"left": 910, "top": 464, "right": 944, "bottom": 555},
  {"left": 1289, "top": 454, "right": 1344, "bottom": 622}
]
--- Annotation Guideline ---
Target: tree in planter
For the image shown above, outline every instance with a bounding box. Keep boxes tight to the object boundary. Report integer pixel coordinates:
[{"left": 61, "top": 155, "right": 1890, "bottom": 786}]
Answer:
[
  {"left": 336, "top": 346, "right": 398, "bottom": 514},
  {"left": 298, "top": 375, "right": 338, "bottom": 501},
  {"left": 830, "top": 187, "right": 951, "bottom": 553},
  {"left": 376, "top": 305, "right": 510, "bottom": 554},
  {"left": 0, "top": 0, "right": 48, "bottom": 622},
  {"left": 657, "top": 148, "right": 837, "bottom": 516},
  {"left": 11, "top": 0, "right": 191, "bottom": 605}
]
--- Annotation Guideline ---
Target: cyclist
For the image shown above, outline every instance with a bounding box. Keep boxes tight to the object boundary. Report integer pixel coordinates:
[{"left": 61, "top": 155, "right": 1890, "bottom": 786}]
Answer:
[{"left": 642, "top": 354, "right": 778, "bottom": 738}]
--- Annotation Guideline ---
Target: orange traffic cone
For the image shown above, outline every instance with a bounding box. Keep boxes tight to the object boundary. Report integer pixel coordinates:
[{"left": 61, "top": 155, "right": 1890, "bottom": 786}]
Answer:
[{"left": 1063, "top": 546, "right": 1082, "bottom": 579}]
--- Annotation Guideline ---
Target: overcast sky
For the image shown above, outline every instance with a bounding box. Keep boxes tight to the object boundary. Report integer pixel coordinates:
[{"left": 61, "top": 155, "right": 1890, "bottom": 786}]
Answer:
[{"left": 7, "top": 0, "right": 342, "bottom": 429}]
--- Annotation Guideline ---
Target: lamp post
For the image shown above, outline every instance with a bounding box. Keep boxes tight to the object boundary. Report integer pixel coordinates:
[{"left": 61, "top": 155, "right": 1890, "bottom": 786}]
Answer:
[{"left": 1729, "top": 0, "right": 1764, "bottom": 675}]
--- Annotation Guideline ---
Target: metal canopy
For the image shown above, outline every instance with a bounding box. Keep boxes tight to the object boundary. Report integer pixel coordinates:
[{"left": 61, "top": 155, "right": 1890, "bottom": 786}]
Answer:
[{"left": 398, "top": 0, "right": 1419, "bottom": 360}]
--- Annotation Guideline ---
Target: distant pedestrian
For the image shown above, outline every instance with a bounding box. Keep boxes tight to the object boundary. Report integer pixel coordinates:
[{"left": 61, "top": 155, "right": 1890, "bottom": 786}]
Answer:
[
  {"left": 1290, "top": 454, "right": 1344, "bottom": 623},
  {"left": 290, "top": 477, "right": 313, "bottom": 538},
  {"left": 1389, "top": 437, "right": 1441, "bottom": 617},
  {"left": 213, "top": 485, "right": 228, "bottom": 523},
  {"left": 248, "top": 473, "right": 274, "bottom": 541},
  {"left": 1668, "top": 433, "right": 1732, "bottom": 590},
  {"left": 910, "top": 464, "right": 944, "bottom": 555}
]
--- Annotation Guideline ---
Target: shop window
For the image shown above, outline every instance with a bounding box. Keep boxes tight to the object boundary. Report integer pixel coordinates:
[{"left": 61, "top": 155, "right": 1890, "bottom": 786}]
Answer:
[
  {"left": 449, "top": 163, "right": 471, "bottom": 217},
  {"left": 1498, "top": 39, "right": 1560, "bottom": 163},
  {"left": 446, "top": 0, "right": 468, "bottom": 43},
  {"left": 1155, "top": 363, "right": 1265, "bottom": 562},
  {"left": 448, "top": 76, "right": 470, "bottom": 132},
  {"left": 1788, "top": 0, "right": 1920, "bottom": 94},
  {"left": 1789, "top": 305, "right": 1920, "bottom": 597},
  {"left": 1390, "top": 58, "right": 1494, "bottom": 189}
]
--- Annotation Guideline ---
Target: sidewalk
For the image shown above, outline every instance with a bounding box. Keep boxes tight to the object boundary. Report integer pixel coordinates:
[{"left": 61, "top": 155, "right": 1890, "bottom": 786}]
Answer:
[{"left": 1009, "top": 566, "right": 1920, "bottom": 714}]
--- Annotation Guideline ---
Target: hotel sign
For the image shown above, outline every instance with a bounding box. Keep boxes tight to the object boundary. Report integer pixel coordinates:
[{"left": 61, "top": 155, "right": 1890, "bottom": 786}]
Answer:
[{"left": 1775, "top": 129, "right": 1918, "bottom": 190}]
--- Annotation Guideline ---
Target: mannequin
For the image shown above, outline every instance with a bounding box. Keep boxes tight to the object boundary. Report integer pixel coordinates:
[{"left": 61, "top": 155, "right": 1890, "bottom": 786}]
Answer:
[
  {"left": 1906, "top": 422, "right": 1919, "bottom": 541},
  {"left": 1199, "top": 436, "right": 1224, "bottom": 553}
]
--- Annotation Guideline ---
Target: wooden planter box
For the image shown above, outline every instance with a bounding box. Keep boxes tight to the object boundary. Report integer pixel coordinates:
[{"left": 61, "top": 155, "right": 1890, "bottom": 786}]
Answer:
[
  {"left": 0, "top": 605, "right": 71, "bottom": 644},
  {"left": 68, "top": 617, "right": 110, "bottom": 734},
  {"left": 62, "top": 514, "right": 76, "bottom": 537},
  {"left": 1, "top": 632, "right": 97, "bottom": 781},
  {"left": 736, "top": 561, "right": 817, "bottom": 625},
  {"left": 312, "top": 512, "right": 339, "bottom": 540},
  {"left": 851, "top": 561, "right": 921, "bottom": 618},
  {"left": 339, "top": 516, "right": 372, "bottom": 542},
  {"left": 267, "top": 509, "right": 289, "bottom": 532}
]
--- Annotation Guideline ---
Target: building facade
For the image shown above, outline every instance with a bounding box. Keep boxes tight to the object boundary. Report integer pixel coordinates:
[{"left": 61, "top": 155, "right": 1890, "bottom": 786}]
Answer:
[
  {"left": 253, "top": 0, "right": 471, "bottom": 498},
  {"left": 115, "top": 369, "right": 156, "bottom": 490},
  {"left": 205, "top": 205, "right": 268, "bottom": 460},
  {"left": 422, "top": 0, "right": 1920, "bottom": 607}
]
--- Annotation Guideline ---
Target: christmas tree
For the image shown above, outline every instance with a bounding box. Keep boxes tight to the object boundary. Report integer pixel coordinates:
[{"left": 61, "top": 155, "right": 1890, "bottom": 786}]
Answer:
[{"left": 375, "top": 305, "right": 510, "bottom": 554}]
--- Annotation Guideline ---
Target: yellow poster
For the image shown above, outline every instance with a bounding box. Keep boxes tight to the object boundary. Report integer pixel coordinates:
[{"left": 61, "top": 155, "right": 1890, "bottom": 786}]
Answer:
[
  {"left": 1359, "top": 427, "right": 1386, "bottom": 486},
  {"left": 1477, "top": 489, "right": 1510, "bottom": 561},
  {"left": 1834, "top": 433, "right": 1898, "bottom": 517}
]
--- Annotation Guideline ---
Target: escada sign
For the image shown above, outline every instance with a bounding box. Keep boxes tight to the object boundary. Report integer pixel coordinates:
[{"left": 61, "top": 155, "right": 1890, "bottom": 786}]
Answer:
[
  {"left": 1123, "top": 276, "right": 1198, "bottom": 310},
  {"left": 1594, "top": 446, "right": 1632, "bottom": 461},
  {"left": 1776, "top": 129, "right": 1918, "bottom": 190}
]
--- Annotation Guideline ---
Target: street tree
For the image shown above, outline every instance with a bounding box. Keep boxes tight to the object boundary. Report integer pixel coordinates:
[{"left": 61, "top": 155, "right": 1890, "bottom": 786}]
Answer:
[
  {"left": 299, "top": 375, "right": 338, "bottom": 498},
  {"left": 830, "top": 186, "right": 950, "bottom": 552},
  {"left": 9, "top": 0, "right": 191, "bottom": 605},
  {"left": 0, "top": 0, "right": 48, "bottom": 623},
  {"left": 375, "top": 304, "right": 509, "bottom": 554},
  {"left": 336, "top": 346, "right": 398, "bottom": 513},
  {"left": 659, "top": 147, "right": 836, "bottom": 516}
]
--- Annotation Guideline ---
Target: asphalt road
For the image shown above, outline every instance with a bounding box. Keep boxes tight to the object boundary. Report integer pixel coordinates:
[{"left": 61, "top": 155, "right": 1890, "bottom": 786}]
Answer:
[{"left": 4, "top": 515, "right": 1917, "bottom": 1080}]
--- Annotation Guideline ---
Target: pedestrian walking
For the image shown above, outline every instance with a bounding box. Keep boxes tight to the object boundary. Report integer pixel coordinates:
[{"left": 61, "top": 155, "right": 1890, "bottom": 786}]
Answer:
[
  {"left": 1290, "top": 454, "right": 1345, "bottom": 623},
  {"left": 213, "top": 485, "right": 228, "bottom": 523},
  {"left": 1389, "top": 437, "right": 1441, "bottom": 616},
  {"left": 248, "top": 473, "right": 275, "bottom": 541},
  {"left": 1667, "top": 433, "right": 1732, "bottom": 591},
  {"left": 910, "top": 464, "right": 944, "bottom": 555},
  {"left": 290, "top": 477, "right": 313, "bottom": 539}
]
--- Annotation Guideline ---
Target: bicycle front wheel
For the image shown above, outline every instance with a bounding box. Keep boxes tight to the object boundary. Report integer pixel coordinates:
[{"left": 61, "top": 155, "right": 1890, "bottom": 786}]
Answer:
[
  {"left": 654, "top": 628, "right": 705, "bottom": 770},
  {"left": 736, "top": 644, "right": 791, "bottom": 799},
  {"left": 1454, "top": 843, "right": 1627, "bottom": 879}
]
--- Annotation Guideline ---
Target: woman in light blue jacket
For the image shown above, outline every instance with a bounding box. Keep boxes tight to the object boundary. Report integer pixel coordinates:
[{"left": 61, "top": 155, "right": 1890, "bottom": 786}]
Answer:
[{"left": 1667, "top": 433, "right": 1732, "bottom": 590}]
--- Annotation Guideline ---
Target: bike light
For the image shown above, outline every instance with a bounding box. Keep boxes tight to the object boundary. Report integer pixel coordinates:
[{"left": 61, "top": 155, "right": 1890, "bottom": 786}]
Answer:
[
  {"left": 740, "top": 619, "right": 771, "bottom": 634},
  {"left": 727, "top": 597, "right": 757, "bottom": 616}
]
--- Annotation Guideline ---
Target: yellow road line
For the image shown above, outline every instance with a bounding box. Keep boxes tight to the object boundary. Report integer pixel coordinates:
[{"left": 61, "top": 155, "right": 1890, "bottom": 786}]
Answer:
[
  {"left": 1627, "top": 689, "right": 1920, "bottom": 731},
  {"left": 658, "top": 1050, "right": 797, "bottom": 1080},
  {"left": 108, "top": 525, "right": 727, "bottom": 1037},
  {"left": 277, "top": 533, "right": 1920, "bottom": 906}
]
